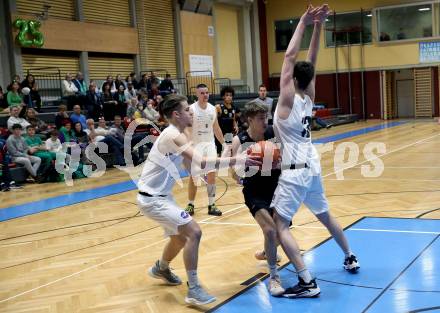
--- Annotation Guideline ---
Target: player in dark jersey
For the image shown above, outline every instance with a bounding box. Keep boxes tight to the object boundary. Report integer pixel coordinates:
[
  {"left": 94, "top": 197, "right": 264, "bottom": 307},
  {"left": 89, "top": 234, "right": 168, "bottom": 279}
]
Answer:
[
  {"left": 215, "top": 86, "right": 238, "bottom": 154},
  {"left": 230, "top": 100, "right": 284, "bottom": 297}
]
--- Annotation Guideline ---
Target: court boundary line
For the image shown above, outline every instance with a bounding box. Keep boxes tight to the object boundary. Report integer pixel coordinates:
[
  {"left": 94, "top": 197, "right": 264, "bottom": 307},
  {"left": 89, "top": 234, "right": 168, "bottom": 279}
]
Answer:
[{"left": 0, "top": 204, "right": 245, "bottom": 304}]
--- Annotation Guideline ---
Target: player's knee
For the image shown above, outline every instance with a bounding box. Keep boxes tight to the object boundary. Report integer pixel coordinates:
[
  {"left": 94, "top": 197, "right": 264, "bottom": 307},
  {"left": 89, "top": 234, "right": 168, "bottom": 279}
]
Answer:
[
  {"left": 262, "top": 226, "right": 277, "bottom": 242},
  {"left": 189, "top": 226, "right": 202, "bottom": 242}
]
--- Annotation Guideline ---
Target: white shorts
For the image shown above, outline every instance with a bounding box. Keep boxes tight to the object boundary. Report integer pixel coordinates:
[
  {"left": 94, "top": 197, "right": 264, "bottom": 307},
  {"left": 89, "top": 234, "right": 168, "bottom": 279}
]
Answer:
[
  {"left": 137, "top": 194, "right": 192, "bottom": 237},
  {"left": 270, "top": 174, "right": 329, "bottom": 222},
  {"left": 192, "top": 141, "right": 217, "bottom": 174}
]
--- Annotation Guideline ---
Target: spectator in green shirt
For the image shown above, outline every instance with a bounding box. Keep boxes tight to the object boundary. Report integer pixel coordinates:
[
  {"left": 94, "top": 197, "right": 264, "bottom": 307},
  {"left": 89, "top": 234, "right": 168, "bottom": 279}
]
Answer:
[{"left": 7, "top": 81, "right": 23, "bottom": 107}]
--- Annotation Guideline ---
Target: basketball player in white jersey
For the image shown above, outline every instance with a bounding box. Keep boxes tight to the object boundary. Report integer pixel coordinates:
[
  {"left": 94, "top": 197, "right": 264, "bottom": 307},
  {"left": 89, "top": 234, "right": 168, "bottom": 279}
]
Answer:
[
  {"left": 185, "top": 84, "right": 226, "bottom": 216},
  {"left": 138, "top": 94, "right": 260, "bottom": 305},
  {"left": 270, "top": 4, "right": 360, "bottom": 298}
]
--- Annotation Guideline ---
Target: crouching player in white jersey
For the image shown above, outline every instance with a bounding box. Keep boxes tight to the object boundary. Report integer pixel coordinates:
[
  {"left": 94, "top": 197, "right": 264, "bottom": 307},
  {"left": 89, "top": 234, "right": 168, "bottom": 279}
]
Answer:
[
  {"left": 137, "top": 94, "right": 261, "bottom": 305},
  {"left": 270, "top": 4, "right": 360, "bottom": 298}
]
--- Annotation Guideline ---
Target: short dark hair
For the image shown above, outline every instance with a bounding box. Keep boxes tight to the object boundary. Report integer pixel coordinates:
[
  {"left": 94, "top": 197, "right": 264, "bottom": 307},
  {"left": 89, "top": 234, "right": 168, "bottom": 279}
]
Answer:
[
  {"left": 26, "top": 125, "right": 35, "bottom": 130},
  {"left": 196, "top": 83, "right": 208, "bottom": 89},
  {"left": 293, "top": 61, "right": 315, "bottom": 90},
  {"left": 259, "top": 84, "right": 267, "bottom": 89},
  {"left": 114, "top": 115, "right": 121, "bottom": 119},
  {"left": 244, "top": 100, "right": 268, "bottom": 119},
  {"left": 220, "top": 86, "right": 235, "bottom": 98},
  {"left": 12, "top": 123, "right": 22, "bottom": 130},
  {"left": 50, "top": 129, "right": 59, "bottom": 136},
  {"left": 159, "top": 94, "right": 187, "bottom": 119}
]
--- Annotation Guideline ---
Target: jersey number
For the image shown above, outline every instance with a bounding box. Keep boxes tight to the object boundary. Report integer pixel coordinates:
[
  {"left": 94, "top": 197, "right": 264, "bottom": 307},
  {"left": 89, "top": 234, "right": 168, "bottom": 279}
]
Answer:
[{"left": 301, "top": 116, "right": 312, "bottom": 138}]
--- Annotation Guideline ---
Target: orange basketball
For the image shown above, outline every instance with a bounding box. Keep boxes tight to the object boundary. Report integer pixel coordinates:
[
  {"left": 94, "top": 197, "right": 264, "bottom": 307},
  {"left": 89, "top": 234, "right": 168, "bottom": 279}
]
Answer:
[{"left": 247, "top": 140, "right": 280, "bottom": 164}]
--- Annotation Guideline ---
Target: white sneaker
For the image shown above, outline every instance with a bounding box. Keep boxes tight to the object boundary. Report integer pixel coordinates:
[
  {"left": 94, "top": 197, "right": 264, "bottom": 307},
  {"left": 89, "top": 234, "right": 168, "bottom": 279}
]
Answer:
[
  {"left": 268, "top": 276, "right": 285, "bottom": 296},
  {"left": 185, "top": 284, "right": 216, "bottom": 305}
]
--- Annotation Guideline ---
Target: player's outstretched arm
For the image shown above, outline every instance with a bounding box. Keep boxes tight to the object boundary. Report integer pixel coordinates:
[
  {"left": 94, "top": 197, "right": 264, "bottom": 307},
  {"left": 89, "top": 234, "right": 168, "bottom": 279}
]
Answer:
[
  {"left": 305, "top": 4, "right": 331, "bottom": 102},
  {"left": 277, "top": 5, "right": 318, "bottom": 120}
]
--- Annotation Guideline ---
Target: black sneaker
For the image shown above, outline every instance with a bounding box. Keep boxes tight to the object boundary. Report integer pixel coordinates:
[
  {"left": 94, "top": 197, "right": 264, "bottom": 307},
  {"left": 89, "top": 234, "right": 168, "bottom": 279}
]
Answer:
[
  {"left": 185, "top": 203, "right": 195, "bottom": 216},
  {"left": 283, "top": 278, "right": 320, "bottom": 298},
  {"left": 208, "top": 204, "right": 222, "bottom": 216},
  {"left": 344, "top": 254, "right": 360, "bottom": 273}
]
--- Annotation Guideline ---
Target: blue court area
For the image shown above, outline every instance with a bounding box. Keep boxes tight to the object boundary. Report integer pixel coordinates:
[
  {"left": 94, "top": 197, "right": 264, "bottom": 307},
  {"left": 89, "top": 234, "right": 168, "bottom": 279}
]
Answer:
[{"left": 210, "top": 217, "right": 440, "bottom": 313}]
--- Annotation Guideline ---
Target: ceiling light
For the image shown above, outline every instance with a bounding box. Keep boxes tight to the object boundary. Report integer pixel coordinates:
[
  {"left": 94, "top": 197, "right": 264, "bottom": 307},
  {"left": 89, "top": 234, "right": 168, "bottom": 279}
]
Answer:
[
  {"left": 418, "top": 7, "right": 431, "bottom": 11},
  {"left": 366, "top": 13, "right": 372, "bottom": 17}
]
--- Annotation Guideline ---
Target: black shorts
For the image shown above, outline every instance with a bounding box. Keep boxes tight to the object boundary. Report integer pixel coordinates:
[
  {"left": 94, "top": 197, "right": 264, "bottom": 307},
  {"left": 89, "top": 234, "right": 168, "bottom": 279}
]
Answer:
[{"left": 243, "top": 189, "right": 274, "bottom": 217}]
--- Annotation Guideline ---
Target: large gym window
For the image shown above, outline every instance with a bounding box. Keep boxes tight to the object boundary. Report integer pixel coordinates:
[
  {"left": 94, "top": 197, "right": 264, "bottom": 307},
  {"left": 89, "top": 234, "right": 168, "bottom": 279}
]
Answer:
[
  {"left": 324, "top": 11, "right": 372, "bottom": 47},
  {"left": 274, "top": 19, "right": 313, "bottom": 51},
  {"left": 377, "top": 3, "right": 434, "bottom": 42}
]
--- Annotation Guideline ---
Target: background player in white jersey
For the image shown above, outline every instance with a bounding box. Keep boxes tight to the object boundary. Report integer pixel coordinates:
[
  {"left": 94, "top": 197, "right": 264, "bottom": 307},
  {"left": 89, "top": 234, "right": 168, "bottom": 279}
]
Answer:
[
  {"left": 138, "top": 94, "right": 260, "bottom": 306},
  {"left": 270, "top": 4, "right": 359, "bottom": 298},
  {"left": 185, "top": 84, "right": 226, "bottom": 216}
]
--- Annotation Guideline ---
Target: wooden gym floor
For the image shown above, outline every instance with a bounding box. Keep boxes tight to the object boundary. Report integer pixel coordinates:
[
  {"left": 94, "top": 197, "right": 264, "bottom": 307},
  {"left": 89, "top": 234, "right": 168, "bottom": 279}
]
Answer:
[{"left": 0, "top": 119, "right": 439, "bottom": 313}]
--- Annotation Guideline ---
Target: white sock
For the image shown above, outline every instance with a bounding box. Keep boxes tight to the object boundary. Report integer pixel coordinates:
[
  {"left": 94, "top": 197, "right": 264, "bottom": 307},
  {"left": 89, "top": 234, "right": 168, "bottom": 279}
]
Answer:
[
  {"left": 188, "top": 200, "right": 194, "bottom": 206},
  {"left": 187, "top": 270, "right": 199, "bottom": 288},
  {"left": 269, "top": 264, "right": 278, "bottom": 279},
  {"left": 298, "top": 268, "right": 313, "bottom": 283},
  {"left": 159, "top": 259, "right": 169, "bottom": 271},
  {"left": 207, "top": 184, "right": 216, "bottom": 206}
]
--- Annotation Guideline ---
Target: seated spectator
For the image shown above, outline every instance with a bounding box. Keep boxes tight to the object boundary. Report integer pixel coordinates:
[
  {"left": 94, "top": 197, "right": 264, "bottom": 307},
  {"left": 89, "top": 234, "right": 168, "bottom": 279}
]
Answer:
[
  {"left": 102, "top": 75, "right": 116, "bottom": 94},
  {"left": 126, "top": 98, "right": 137, "bottom": 120},
  {"left": 7, "top": 75, "right": 21, "bottom": 92},
  {"left": 396, "top": 28, "right": 406, "bottom": 40},
  {"left": 124, "top": 82, "right": 137, "bottom": 102},
  {"left": 129, "top": 72, "right": 139, "bottom": 90},
  {"left": 0, "top": 138, "right": 22, "bottom": 191},
  {"left": 25, "top": 108, "right": 47, "bottom": 133},
  {"left": 0, "top": 85, "right": 8, "bottom": 113},
  {"left": 138, "top": 73, "right": 149, "bottom": 91},
  {"left": 59, "top": 122, "right": 75, "bottom": 144},
  {"left": 62, "top": 73, "right": 79, "bottom": 109},
  {"left": 7, "top": 81, "right": 24, "bottom": 108},
  {"left": 73, "top": 72, "right": 87, "bottom": 96},
  {"left": 148, "top": 79, "right": 160, "bottom": 101},
  {"left": 85, "top": 118, "right": 125, "bottom": 166},
  {"left": 70, "top": 104, "right": 87, "bottom": 130},
  {"left": 114, "top": 84, "right": 128, "bottom": 118},
  {"left": 45, "top": 129, "right": 70, "bottom": 169},
  {"left": 143, "top": 99, "right": 160, "bottom": 124},
  {"left": 102, "top": 82, "right": 117, "bottom": 121},
  {"left": 7, "top": 106, "right": 30, "bottom": 133},
  {"left": 24, "top": 125, "right": 53, "bottom": 165},
  {"left": 85, "top": 82, "right": 103, "bottom": 121},
  {"left": 115, "top": 74, "right": 125, "bottom": 91},
  {"left": 6, "top": 124, "right": 41, "bottom": 179},
  {"left": 21, "top": 74, "right": 42, "bottom": 110},
  {"left": 72, "top": 122, "right": 89, "bottom": 147},
  {"left": 133, "top": 101, "right": 147, "bottom": 121},
  {"left": 380, "top": 32, "right": 390, "bottom": 41},
  {"left": 55, "top": 104, "right": 71, "bottom": 129},
  {"left": 159, "top": 74, "right": 174, "bottom": 95}
]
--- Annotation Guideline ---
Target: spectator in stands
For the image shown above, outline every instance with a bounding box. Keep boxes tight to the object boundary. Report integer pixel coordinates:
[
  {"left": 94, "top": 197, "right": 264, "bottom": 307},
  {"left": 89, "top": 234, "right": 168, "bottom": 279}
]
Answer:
[
  {"left": 73, "top": 121, "right": 89, "bottom": 148},
  {"left": 0, "top": 85, "right": 7, "bottom": 113},
  {"left": 59, "top": 122, "right": 75, "bottom": 144},
  {"left": 7, "top": 81, "right": 24, "bottom": 108},
  {"left": 85, "top": 82, "right": 103, "bottom": 121},
  {"left": 62, "top": 73, "right": 79, "bottom": 110},
  {"left": 102, "top": 75, "right": 116, "bottom": 94},
  {"left": 102, "top": 82, "right": 117, "bottom": 121},
  {"left": 25, "top": 108, "right": 47, "bottom": 133},
  {"left": 114, "top": 84, "right": 128, "bottom": 118},
  {"left": 70, "top": 104, "right": 87, "bottom": 130},
  {"left": 21, "top": 74, "right": 42, "bottom": 110},
  {"left": 129, "top": 72, "right": 139, "bottom": 89},
  {"left": 124, "top": 82, "right": 137, "bottom": 102},
  {"left": 7, "top": 106, "right": 30, "bottom": 132},
  {"left": 396, "top": 28, "right": 406, "bottom": 40},
  {"left": 380, "top": 32, "right": 390, "bottom": 41},
  {"left": 55, "top": 104, "right": 71, "bottom": 129},
  {"left": 6, "top": 124, "right": 41, "bottom": 178},
  {"left": 159, "top": 74, "right": 174, "bottom": 95},
  {"left": 148, "top": 79, "right": 160, "bottom": 101},
  {"left": 126, "top": 98, "right": 137, "bottom": 120},
  {"left": 7, "top": 75, "right": 21, "bottom": 92},
  {"left": 138, "top": 73, "right": 149, "bottom": 91},
  {"left": 255, "top": 84, "right": 274, "bottom": 124},
  {"left": 73, "top": 72, "right": 87, "bottom": 96},
  {"left": 115, "top": 74, "right": 125, "bottom": 91},
  {"left": 24, "top": 125, "right": 53, "bottom": 164},
  {"left": 143, "top": 99, "right": 160, "bottom": 124},
  {"left": 45, "top": 129, "right": 70, "bottom": 169},
  {"left": 85, "top": 118, "right": 125, "bottom": 166},
  {"left": 0, "top": 138, "right": 22, "bottom": 191}
]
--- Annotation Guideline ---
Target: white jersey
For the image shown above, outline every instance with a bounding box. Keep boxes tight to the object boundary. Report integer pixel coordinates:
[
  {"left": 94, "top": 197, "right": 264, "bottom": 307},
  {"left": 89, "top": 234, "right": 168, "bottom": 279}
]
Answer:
[
  {"left": 190, "top": 101, "right": 216, "bottom": 144},
  {"left": 138, "top": 124, "right": 185, "bottom": 196},
  {"left": 274, "top": 94, "right": 320, "bottom": 187}
]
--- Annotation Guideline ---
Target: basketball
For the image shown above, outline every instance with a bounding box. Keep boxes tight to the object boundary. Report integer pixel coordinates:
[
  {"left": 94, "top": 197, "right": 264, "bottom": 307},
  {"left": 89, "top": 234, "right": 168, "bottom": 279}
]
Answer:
[{"left": 247, "top": 140, "right": 280, "bottom": 163}]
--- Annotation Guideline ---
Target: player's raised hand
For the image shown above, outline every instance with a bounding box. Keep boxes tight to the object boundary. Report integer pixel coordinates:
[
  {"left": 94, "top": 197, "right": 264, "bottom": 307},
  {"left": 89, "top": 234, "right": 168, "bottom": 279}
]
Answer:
[
  {"left": 300, "top": 4, "right": 320, "bottom": 25},
  {"left": 313, "top": 4, "right": 332, "bottom": 24}
]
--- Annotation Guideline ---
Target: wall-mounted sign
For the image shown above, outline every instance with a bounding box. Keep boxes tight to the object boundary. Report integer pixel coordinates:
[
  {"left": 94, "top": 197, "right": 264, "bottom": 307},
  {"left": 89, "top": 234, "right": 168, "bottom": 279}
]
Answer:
[
  {"left": 13, "top": 19, "right": 44, "bottom": 48},
  {"left": 189, "top": 54, "right": 214, "bottom": 76},
  {"left": 419, "top": 41, "right": 440, "bottom": 63},
  {"left": 208, "top": 26, "right": 214, "bottom": 37}
]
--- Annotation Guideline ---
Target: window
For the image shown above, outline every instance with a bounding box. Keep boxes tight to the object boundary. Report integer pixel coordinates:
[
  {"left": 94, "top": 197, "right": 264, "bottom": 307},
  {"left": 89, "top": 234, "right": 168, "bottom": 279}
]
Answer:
[
  {"left": 325, "top": 11, "right": 372, "bottom": 47},
  {"left": 274, "top": 19, "right": 313, "bottom": 51},
  {"left": 377, "top": 3, "right": 434, "bottom": 42}
]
